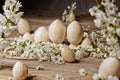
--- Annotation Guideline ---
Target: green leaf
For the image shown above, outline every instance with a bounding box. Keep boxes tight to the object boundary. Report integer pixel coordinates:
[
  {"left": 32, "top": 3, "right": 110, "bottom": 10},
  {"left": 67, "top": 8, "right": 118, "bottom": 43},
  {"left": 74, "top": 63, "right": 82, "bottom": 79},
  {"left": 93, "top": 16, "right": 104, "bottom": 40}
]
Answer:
[{"left": 5, "top": 22, "right": 10, "bottom": 27}]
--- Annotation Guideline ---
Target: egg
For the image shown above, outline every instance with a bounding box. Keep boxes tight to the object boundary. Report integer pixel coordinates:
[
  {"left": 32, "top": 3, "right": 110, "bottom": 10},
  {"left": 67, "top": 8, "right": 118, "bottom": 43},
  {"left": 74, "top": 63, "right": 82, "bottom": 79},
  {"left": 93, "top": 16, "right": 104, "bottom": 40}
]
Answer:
[
  {"left": 34, "top": 26, "right": 49, "bottom": 42},
  {"left": 98, "top": 57, "right": 120, "bottom": 79},
  {"left": 61, "top": 45, "right": 75, "bottom": 63},
  {"left": 23, "top": 32, "right": 34, "bottom": 41},
  {"left": 81, "top": 38, "right": 92, "bottom": 48},
  {"left": 67, "top": 21, "right": 83, "bottom": 45},
  {"left": 12, "top": 61, "right": 28, "bottom": 80},
  {"left": 69, "top": 44, "right": 77, "bottom": 49},
  {"left": 68, "top": 12, "right": 76, "bottom": 22},
  {"left": 17, "top": 18, "right": 30, "bottom": 35},
  {"left": 49, "top": 19, "right": 66, "bottom": 44}
]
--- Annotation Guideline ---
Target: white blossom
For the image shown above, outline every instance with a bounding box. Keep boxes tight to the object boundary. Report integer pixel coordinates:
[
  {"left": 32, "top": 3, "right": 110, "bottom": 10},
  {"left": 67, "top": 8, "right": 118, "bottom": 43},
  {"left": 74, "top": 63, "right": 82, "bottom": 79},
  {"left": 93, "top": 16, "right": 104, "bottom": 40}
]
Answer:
[
  {"left": 112, "top": 18, "right": 119, "bottom": 26},
  {"left": 96, "top": 10, "right": 106, "bottom": 19},
  {"left": 94, "top": 19, "right": 102, "bottom": 27},
  {"left": 117, "top": 12, "right": 120, "bottom": 17},
  {"left": 0, "top": 14, "right": 7, "bottom": 25},
  {"left": 89, "top": 6, "right": 98, "bottom": 16},
  {"left": 83, "top": 32, "right": 89, "bottom": 38},
  {"left": 106, "top": 36, "right": 118, "bottom": 46},
  {"left": 79, "top": 68, "right": 88, "bottom": 76},
  {"left": 107, "top": 26, "right": 116, "bottom": 33},
  {"left": 106, "top": 2, "right": 118, "bottom": 16},
  {"left": 51, "top": 55, "right": 65, "bottom": 64},
  {"left": 55, "top": 73, "right": 64, "bottom": 80},
  {"left": 101, "top": 29, "right": 107, "bottom": 38},
  {"left": 108, "top": 75, "right": 119, "bottom": 80},
  {"left": 92, "top": 73, "right": 101, "bottom": 80}
]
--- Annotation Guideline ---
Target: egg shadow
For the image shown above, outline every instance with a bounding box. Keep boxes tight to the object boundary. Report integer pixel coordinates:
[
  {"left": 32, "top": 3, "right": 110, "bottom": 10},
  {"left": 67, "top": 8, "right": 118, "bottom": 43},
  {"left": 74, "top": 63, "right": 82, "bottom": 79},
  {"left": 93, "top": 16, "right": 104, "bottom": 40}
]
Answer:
[
  {"left": 73, "top": 59, "right": 80, "bottom": 63},
  {"left": 25, "top": 75, "right": 36, "bottom": 80}
]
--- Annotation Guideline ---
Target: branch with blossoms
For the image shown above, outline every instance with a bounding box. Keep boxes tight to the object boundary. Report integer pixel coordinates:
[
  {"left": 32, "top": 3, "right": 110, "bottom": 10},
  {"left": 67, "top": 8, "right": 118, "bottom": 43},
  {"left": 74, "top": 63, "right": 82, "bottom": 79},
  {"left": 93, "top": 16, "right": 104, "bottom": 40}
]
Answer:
[
  {"left": 62, "top": 2, "right": 76, "bottom": 22},
  {"left": 88, "top": 0, "right": 120, "bottom": 57},
  {"left": 0, "top": 0, "right": 23, "bottom": 38},
  {"left": 89, "top": 0, "right": 120, "bottom": 45}
]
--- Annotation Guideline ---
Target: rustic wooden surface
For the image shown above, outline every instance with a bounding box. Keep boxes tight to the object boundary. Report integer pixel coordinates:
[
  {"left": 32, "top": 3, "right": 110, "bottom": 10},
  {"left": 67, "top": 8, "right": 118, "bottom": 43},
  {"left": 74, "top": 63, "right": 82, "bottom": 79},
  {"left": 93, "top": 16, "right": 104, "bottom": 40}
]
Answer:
[
  {"left": 0, "top": 16, "right": 103, "bottom": 80},
  {"left": 0, "top": 57, "right": 102, "bottom": 80}
]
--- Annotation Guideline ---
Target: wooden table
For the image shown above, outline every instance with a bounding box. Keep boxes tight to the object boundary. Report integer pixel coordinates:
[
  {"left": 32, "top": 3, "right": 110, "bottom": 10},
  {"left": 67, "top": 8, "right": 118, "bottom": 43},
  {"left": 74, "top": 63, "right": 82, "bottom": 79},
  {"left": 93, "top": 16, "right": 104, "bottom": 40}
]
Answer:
[
  {"left": 0, "top": 57, "right": 102, "bottom": 80},
  {"left": 0, "top": 16, "right": 102, "bottom": 80}
]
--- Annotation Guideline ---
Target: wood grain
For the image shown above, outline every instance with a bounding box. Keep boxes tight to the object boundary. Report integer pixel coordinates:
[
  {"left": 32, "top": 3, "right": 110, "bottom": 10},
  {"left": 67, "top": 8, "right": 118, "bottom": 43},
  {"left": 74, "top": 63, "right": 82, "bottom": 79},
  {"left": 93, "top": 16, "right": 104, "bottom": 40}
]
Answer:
[
  {"left": 0, "top": 16, "right": 102, "bottom": 80},
  {"left": 0, "top": 57, "right": 102, "bottom": 80}
]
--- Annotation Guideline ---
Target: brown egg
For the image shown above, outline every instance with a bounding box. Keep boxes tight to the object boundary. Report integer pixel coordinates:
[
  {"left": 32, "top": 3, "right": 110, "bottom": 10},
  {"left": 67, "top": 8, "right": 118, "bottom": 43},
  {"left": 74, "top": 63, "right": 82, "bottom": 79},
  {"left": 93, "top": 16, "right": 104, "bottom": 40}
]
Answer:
[
  {"left": 61, "top": 45, "right": 75, "bottom": 63},
  {"left": 81, "top": 38, "right": 92, "bottom": 48},
  {"left": 17, "top": 18, "right": 30, "bottom": 35},
  {"left": 98, "top": 57, "right": 120, "bottom": 79},
  {"left": 49, "top": 19, "right": 66, "bottom": 44},
  {"left": 68, "top": 12, "right": 76, "bottom": 22},
  {"left": 34, "top": 26, "right": 49, "bottom": 42},
  {"left": 12, "top": 61, "right": 28, "bottom": 80},
  {"left": 23, "top": 32, "right": 34, "bottom": 41},
  {"left": 67, "top": 21, "right": 83, "bottom": 45}
]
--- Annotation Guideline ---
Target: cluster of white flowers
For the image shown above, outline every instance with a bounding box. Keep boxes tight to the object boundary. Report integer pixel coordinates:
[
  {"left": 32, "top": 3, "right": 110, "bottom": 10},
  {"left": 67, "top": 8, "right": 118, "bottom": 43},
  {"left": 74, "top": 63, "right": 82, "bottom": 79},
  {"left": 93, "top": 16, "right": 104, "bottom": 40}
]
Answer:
[
  {"left": 88, "top": 0, "right": 120, "bottom": 57},
  {"left": 73, "top": 45, "right": 92, "bottom": 59},
  {"left": 73, "top": 43, "right": 109, "bottom": 59},
  {"left": 0, "top": 38, "right": 9, "bottom": 53},
  {"left": 55, "top": 73, "right": 64, "bottom": 80},
  {"left": 3, "top": 37, "right": 65, "bottom": 64},
  {"left": 1, "top": 34, "right": 104, "bottom": 64},
  {"left": 73, "top": 24, "right": 120, "bottom": 59},
  {"left": 0, "top": 0, "right": 23, "bottom": 38},
  {"left": 89, "top": 31, "right": 119, "bottom": 57},
  {"left": 79, "top": 68, "right": 88, "bottom": 76},
  {"left": 89, "top": 0, "right": 120, "bottom": 45},
  {"left": 62, "top": 2, "right": 76, "bottom": 22},
  {"left": 93, "top": 73, "right": 119, "bottom": 80}
]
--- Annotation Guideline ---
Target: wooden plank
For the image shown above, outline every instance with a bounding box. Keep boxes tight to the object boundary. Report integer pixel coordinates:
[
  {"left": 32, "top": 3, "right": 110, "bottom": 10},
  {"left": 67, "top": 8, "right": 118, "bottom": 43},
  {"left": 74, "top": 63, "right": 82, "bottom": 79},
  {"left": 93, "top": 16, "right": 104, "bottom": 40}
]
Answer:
[{"left": 0, "top": 57, "right": 102, "bottom": 80}]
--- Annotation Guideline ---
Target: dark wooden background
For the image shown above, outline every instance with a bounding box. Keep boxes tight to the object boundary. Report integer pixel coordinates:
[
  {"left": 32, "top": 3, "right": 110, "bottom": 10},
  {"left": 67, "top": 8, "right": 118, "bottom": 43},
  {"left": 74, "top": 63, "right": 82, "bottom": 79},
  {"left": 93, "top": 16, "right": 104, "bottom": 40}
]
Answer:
[{"left": 0, "top": 0, "right": 120, "bottom": 17}]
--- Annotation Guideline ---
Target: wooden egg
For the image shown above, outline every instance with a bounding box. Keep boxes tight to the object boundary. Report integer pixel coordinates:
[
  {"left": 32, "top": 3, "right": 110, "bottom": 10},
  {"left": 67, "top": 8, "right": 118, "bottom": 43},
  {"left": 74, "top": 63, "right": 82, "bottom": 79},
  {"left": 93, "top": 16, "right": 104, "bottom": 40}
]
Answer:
[
  {"left": 61, "top": 45, "right": 75, "bottom": 63},
  {"left": 68, "top": 12, "right": 76, "bottom": 22},
  {"left": 69, "top": 44, "right": 77, "bottom": 49},
  {"left": 34, "top": 26, "right": 49, "bottom": 42},
  {"left": 23, "top": 32, "right": 34, "bottom": 41},
  {"left": 49, "top": 19, "right": 66, "bottom": 44},
  {"left": 81, "top": 38, "right": 92, "bottom": 48},
  {"left": 17, "top": 18, "right": 30, "bottom": 35},
  {"left": 98, "top": 57, "right": 120, "bottom": 79},
  {"left": 67, "top": 21, "right": 83, "bottom": 45},
  {"left": 13, "top": 61, "right": 28, "bottom": 80}
]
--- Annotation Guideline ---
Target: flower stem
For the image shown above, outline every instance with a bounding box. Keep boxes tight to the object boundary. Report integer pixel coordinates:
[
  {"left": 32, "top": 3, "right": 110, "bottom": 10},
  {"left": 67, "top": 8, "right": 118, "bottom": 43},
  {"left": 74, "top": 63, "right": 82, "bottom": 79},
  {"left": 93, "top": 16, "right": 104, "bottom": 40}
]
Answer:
[
  {"left": 95, "top": 0, "right": 104, "bottom": 8},
  {"left": 95, "top": 0, "right": 100, "bottom": 7}
]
